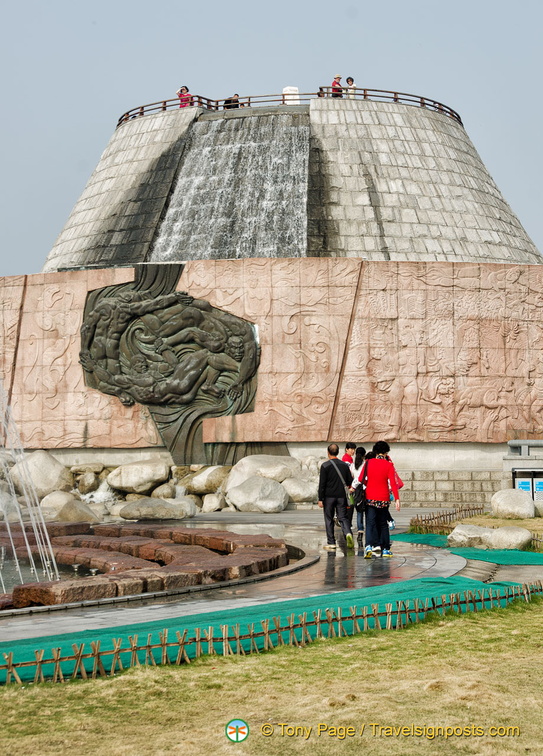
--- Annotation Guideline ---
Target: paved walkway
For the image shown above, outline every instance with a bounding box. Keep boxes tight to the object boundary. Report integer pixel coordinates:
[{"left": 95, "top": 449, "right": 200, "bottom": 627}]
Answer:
[{"left": 0, "top": 509, "right": 466, "bottom": 642}]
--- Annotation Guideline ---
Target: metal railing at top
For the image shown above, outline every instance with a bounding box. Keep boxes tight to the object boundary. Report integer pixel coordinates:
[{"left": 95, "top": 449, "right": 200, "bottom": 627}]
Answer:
[{"left": 116, "top": 86, "right": 463, "bottom": 128}]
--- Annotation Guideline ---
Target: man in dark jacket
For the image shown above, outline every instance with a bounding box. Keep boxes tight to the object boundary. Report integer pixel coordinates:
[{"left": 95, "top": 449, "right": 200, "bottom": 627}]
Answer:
[{"left": 318, "top": 443, "right": 354, "bottom": 550}]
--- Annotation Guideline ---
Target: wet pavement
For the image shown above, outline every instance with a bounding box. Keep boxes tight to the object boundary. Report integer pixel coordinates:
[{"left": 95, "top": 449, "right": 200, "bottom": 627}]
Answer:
[{"left": 0, "top": 508, "right": 467, "bottom": 642}]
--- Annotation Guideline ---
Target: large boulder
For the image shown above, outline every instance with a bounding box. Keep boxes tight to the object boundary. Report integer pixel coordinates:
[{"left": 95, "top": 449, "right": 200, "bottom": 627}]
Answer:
[
  {"left": 77, "top": 472, "right": 100, "bottom": 495},
  {"left": 281, "top": 476, "right": 318, "bottom": 503},
  {"left": 185, "top": 466, "right": 231, "bottom": 495},
  {"left": 482, "top": 526, "right": 533, "bottom": 551},
  {"left": 119, "top": 497, "right": 188, "bottom": 520},
  {"left": 491, "top": 489, "right": 535, "bottom": 519},
  {"left": 40, "top": 491, "right": 99, "bottom": 523},
  {"left": 0, "top": 491, "right": 20, "bottom": 522},
  {"left": 226, "top": 455, "right": 302, "bottom": 492},
  {"left": 107, "top": 460, "right": 170, "bottom": 494},
  {"left": 202, "top": 492, "right": 227, "bottom": 513},
  {"left": 10, "top": 450, "right": 73, "bottom": 499},
  {"left": 447, "top": 523, "right": 494, "bottom": 548},
  {"left": 70, "top": 463, "right": 104, "bottom": 475},
  {"left": 151, "top": 482, "right": 176, "bottom": 500},
  {"left": 169, "top": 496, "right": 198, "bottom": 518},
  {"left": 227, "top": 476, "right": 289, "bottom": 513}
]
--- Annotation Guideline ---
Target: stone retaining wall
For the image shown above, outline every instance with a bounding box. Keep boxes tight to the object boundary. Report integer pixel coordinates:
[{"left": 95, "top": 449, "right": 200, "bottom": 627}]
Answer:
[{"left": 398, "top": 470, "right": 504, "bottom": 507}]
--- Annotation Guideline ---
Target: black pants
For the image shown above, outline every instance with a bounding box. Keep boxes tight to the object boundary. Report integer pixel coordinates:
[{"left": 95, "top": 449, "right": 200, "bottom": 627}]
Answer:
[
  {"left": 365, "top": 505, "right": 391, "bottom": 550},
  {"left": 324, "top": 497, "right": 353, "bottom": 544}
]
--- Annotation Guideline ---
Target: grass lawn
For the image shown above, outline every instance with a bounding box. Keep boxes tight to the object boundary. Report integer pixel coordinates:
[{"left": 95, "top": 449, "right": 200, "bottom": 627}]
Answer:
[
  {"left": 460, "top": 515, "right": 543, "bottom": 535},
  {"left": 1, "top": 598, "right": 542, "bottom": 755}
]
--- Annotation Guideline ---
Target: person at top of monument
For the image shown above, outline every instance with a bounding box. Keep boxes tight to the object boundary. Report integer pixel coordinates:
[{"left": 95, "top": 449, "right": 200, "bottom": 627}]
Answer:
[
  {"left": 331, "top": 75, "right": 343, "bottom": 98},
  {"left": 318, "top": 443, "right": 354, "bottom": 551},
  {"left": 345, "top": 77, "right": 356, "bottom": 98},
  {"left": 177, "top": 86, "right": 193, "bottom": 108},
  {"left": 224, "top": 94, "right": 240, "bottom": 110}
]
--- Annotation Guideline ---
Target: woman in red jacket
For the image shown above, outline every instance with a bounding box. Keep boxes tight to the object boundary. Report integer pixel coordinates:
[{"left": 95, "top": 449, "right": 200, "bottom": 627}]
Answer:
[{"left": 359, "top": 440, "right": 400, "bottom": 558}]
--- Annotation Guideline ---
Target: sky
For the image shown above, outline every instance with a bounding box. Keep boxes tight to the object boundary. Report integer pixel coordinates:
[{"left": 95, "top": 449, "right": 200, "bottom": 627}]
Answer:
[{"left": 1, "top": 0, "right": 542, "bottom": 277}]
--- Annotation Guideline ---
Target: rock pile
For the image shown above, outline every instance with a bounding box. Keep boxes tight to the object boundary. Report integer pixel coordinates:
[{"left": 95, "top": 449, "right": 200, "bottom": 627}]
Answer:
[{"left": 5, "top": 451, "right": 324, "bottom": 523}]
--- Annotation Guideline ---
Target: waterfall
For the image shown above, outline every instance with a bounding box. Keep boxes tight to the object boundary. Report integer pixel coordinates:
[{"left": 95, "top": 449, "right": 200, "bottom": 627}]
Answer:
[{"left": 149, "top": 112, "right": 310, "bottom": 261}]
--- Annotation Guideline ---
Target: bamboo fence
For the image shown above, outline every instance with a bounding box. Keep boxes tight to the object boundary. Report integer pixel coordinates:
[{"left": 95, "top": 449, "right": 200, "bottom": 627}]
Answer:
[{"left": 1, "top": 582, "right": 542, "bottom": 685}]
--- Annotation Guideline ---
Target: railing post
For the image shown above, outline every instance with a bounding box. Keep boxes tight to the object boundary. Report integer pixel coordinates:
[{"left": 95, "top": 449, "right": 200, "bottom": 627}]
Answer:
[
  {"left": 162, "top": 101, "right": 166, "bottom": 111},
  {"left": 139, "top": 106, "right": 144, "bottom": 118}
]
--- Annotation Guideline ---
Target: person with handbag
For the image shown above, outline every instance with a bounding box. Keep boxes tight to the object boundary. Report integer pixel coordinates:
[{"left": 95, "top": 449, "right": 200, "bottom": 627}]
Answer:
[
  {"left": 318, "top": 443, "right": 354, "bottom": 550},
  {"left": 358, "top": 441, "right": 400, "bottom": 558},
  {"left": 349, "top": 446, "right": 367, "bottom": 544}
]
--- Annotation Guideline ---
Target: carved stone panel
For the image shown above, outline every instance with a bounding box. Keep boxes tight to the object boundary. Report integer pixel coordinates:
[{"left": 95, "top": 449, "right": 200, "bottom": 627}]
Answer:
[{"left": 79, "top": 264, "right": 260, "bottom": 463}]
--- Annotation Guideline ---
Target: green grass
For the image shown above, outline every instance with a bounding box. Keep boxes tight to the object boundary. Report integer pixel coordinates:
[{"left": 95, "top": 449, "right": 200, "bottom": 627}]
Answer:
[{"left": 1, "top": 599, "right": 542, "bottom": 755}]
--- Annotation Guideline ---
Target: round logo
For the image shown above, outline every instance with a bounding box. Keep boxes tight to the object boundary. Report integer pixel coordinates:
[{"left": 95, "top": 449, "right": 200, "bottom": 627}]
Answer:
[{"left": 225, "top": 719, "right": 250, "bottom": 742}]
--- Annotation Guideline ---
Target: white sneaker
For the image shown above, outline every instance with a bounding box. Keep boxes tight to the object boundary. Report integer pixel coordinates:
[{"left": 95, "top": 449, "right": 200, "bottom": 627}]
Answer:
[
  {"left": 372, "top": 546, "right": 381, "bottom": 554},
  {"left": 324, "top": 543, "right": 337, "bottom": 551}
]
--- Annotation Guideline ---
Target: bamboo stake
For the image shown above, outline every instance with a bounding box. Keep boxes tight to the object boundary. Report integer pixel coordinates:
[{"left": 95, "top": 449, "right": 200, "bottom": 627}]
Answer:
[
  {"left": 336, "top": 607, "right": 347, "bottom": 637},
  {"left": 33, "top": 649, "right": 45, "bottom": 684},
  {"left": 287, "top": 614, "right": 300, "bottom": 646},
  {"left": 272, "top": 617, "right": 284, "bottom": 646},
  {"left": 298, "top": 613, "right": 312, "bottom": 646},
  {"left": 248, "top": 623, "right": 259, "bottom": 654},
  {"left": 325, "top": 609, "right": 336, "bottom": 638},
  {"left": 204, "top": 626, "right": 215, "bottom": 655},
  {"left": 234, "top": 624, "right": 246, "bottom": 655},
  {"left": 195, "top": 628, "right": 202, "bottom": 658},
  {"left": 372, "top": 603, "right": 381, "bottom": 630},
  {"left": 312, "top": 610, "right": 323, "bottom": 639},
  {"left": 3, "top": 653, "right": 22, "bottom": 685},
  {"left": 90, "top": 641, "right": 107, "bottom": 679},
  {"left": 71, "top": 644, "right": 87, "bottom": 680},
  {"left": 128, "top": 635, "right": 140, "bottom": 667},
  {"left": 222, "top": 625, "right": 233, "bottom": 656},
  {"left": 109, "top": 639, "right": 124, "bottom": 676},
  {"left": 385, "top": 603, "right": 393, "bottom": 630},
  {"left": 350, "top": 606, "right": 361, "bottom": 634},
  {"left": 159, "top": 629, "right": 169, "bottom": 665},
  {"left": 362, "top": 606, "right": 369, "bottom": 631},
  {"left": 52, "top": 648, "right": 65, "bottom": 683},
  {"left": 144, "top": 634, "right": 157, "bottom": 666},
  {"left": 175, "top": 630, "right": 191, "bottom": 665},
  {"left": 396, "top": 601, "right": 403, "bottom": 629}
]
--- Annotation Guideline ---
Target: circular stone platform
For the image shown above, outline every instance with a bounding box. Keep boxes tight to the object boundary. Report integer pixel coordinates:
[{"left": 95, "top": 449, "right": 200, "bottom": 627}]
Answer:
[{"left": 0, "top": 510, "right": 466, "bottom": 642}]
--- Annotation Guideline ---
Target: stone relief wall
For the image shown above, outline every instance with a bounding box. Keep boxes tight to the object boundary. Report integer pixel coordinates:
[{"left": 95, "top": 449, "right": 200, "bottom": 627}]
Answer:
[
  {"left": 2, "top": 260, "right": 543, "bottom": 452},
  {"left": 4, "top": 269, "right": 160, "bottom": 450},
  {"left": 330, "top": 262, "right": 543, "bottom": 443},
  {"left": 0, "top": 275, "right": 26, "bottom": 397}
]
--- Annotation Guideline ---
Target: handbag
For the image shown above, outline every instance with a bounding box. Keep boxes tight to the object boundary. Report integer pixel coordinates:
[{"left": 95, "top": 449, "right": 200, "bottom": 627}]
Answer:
[
  {"left": 354, "top": 461, "right": 368, "bottom": 512},
  {"left": 329, "top": 459, "right": 354, "bottom": 507},
  {"left": 393, "top": 466, "right": 404, "bottom": 490}
]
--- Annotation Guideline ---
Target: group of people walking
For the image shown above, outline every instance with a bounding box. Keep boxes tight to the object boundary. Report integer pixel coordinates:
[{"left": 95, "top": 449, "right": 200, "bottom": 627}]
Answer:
[{"left": 318, "top": 441, "right": 401, "bottom": 557}]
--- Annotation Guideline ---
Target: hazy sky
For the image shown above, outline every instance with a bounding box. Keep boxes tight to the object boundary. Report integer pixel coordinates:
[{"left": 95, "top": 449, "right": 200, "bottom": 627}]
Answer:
[{"left": 1, "top": 0, "right": 541, "bottom": 277}]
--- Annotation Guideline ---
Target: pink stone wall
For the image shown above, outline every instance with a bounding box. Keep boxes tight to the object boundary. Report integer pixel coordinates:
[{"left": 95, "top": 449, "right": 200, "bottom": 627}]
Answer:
[
  {"left": 2, "top": 260, "right": 543, "bottom": 450},
  {"left": 1, "top": 269, "right": 160, "bottom": 449}
]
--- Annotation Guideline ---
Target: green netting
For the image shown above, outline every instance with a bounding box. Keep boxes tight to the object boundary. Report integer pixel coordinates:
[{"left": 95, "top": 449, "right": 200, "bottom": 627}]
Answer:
[
  {"left": 0, "top": 576, "right": 522, "bottom": 684},
  {"left": 391, "top": 533, "right": 543, "bottom": 564},
  {"left": 391, "top": 533, "right": 448, "bottom": 548}
]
